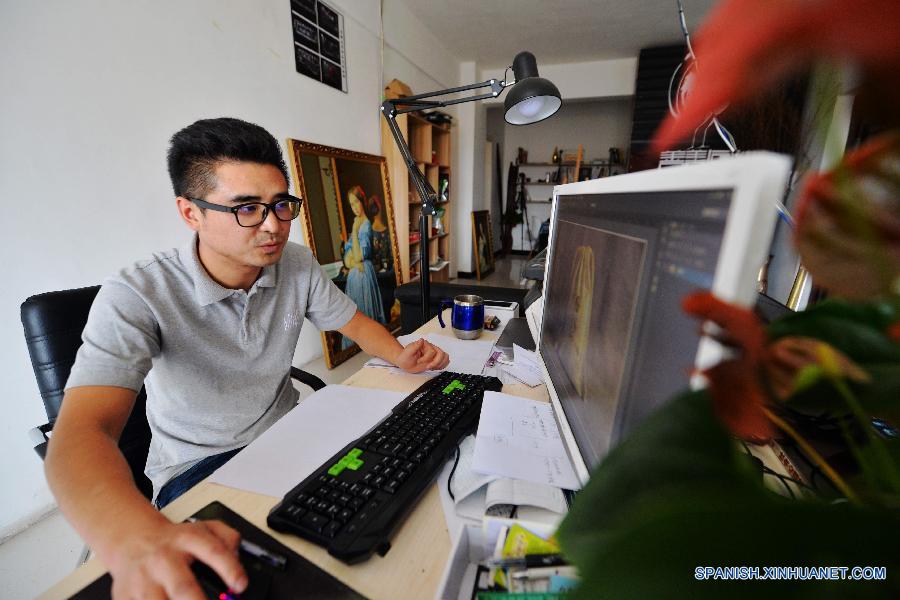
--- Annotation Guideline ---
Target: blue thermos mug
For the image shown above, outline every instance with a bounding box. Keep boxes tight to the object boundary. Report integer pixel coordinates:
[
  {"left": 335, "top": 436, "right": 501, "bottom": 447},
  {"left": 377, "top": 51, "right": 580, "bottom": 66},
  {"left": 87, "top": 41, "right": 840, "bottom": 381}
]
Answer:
[{"left": 438, "top": 295, "right": 485, "bottom": 340}]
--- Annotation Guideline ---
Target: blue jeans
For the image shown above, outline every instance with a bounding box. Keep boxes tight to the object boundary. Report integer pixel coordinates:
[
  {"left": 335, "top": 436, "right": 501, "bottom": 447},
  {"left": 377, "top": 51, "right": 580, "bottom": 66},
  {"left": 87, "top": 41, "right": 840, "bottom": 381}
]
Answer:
[{"left": 155, "top": 447, "right": 243, "bottom": 509}]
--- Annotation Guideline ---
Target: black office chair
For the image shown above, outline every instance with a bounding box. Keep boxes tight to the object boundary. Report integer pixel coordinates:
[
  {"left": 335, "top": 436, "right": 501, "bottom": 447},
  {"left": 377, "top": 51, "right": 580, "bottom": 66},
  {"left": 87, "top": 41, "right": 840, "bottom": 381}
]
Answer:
[{"left": 22, "top": 285, "right": 327, "bottom": 501}]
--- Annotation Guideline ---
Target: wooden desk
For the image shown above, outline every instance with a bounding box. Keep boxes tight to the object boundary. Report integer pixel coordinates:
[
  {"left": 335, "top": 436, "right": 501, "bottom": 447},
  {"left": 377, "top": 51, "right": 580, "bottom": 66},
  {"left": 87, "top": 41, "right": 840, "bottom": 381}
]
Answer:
[{"left": 41, "top": 313, "right": 548, "bottom": 600}]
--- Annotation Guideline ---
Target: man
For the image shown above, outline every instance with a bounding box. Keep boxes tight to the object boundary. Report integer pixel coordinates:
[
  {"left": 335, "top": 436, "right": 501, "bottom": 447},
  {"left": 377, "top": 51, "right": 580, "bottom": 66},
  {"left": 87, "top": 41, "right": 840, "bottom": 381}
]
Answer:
[{"left": 44, "top": 117, "right": 449, "bottom": 598}]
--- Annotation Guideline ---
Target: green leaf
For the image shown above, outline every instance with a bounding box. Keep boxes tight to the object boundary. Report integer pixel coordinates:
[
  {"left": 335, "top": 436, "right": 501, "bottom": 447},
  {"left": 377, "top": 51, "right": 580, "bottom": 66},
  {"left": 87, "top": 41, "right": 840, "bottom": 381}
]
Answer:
[
  {"left": 856, "top": 365, "right": 900, "bottom": 421},
  {"left": 564, "top": 491, "right": 900, "bottom": 599},
  {"left": 784, "top": 364, "right": 900, "bottom": 422},
  {"left": 557, "top": 390, "right": 759, "bottom": 572},
  {"left": 793, "top": 364, "right": 826, "bottom": 393},
  {"left": 779, "top": 299, "right": 896, "bottom": 330},
  {"left": 851, "top": 437, "right": 900, "bottom": 503},
  {"left": 766, "top": 309, "right": 900, "bottom": 365},
  {"left": 557, "top": 390, "right": 900, "bottom": 599}
]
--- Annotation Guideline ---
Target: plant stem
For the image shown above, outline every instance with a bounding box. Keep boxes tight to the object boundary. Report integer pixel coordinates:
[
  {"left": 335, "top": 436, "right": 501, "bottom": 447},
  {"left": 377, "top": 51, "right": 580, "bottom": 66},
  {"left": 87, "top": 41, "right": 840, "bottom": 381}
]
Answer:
[
  {"left": 762, "top": 407, "right": 861, "bottom": 505},
  {"left": 832, "top": 377, "right": 900, "bottom": 494}
]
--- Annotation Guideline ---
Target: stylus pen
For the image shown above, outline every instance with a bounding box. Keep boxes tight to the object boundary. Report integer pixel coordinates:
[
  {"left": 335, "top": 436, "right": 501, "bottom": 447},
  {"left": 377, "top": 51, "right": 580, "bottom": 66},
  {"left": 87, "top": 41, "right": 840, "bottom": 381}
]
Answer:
[
  {"left": 186, "top": 518, "right": 287, "bottom": 570},
  {"left": 239, "top": 539, "right": 287, "bottom": 570},
  {"left": 511, "top": 565, "right": 578, "bottom": 580}
]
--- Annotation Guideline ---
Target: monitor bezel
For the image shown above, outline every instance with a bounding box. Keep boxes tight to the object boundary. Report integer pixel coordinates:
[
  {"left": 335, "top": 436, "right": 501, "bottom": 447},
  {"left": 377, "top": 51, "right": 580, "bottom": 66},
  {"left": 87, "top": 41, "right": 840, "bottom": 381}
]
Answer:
[{"left": 537, "top": 152, "right": 792, "bottom": 486}]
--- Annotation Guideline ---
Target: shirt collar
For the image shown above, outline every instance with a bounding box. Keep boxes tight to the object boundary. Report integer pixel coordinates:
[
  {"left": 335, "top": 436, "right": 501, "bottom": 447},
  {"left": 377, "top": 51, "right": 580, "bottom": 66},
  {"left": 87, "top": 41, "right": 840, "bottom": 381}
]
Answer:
[{"left": 182, "top": 234, "right": 279, "bottom": 306}]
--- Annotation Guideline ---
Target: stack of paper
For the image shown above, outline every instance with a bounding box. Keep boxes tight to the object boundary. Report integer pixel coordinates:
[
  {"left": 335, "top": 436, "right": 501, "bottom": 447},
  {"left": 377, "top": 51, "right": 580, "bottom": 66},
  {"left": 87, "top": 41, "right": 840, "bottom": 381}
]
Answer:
[
  {"left": 472, "top": 391, "right": 581, "bottom": 490},
  {"left": 497, "top": 344, "right": 544, "bottom": 387},
  {"left": 448, "top": 436, "right": 568, "bottom": 521},
  {"left": 436, "top": 436, "right": 567, "bottom": 540}
]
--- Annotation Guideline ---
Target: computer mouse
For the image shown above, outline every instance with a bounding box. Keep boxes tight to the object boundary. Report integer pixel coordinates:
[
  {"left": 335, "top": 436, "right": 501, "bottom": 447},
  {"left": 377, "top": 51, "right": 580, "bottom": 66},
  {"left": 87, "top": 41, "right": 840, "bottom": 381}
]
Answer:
[{"left": 191, "top": 552, "right": 273, "bottom": 600}]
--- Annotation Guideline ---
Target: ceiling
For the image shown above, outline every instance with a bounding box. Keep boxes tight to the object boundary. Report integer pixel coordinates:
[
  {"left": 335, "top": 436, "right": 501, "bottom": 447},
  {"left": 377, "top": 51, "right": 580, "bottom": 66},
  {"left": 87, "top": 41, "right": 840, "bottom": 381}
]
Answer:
[{"left": 398, "top": 0, "right": 719, "bottom": 68}]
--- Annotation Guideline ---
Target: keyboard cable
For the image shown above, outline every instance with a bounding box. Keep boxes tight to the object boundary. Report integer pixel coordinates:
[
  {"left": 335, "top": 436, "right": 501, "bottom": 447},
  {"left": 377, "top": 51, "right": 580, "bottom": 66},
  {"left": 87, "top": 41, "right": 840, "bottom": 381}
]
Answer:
[{"left": 447, "top": 444, "right": 462, "bottom": 502}]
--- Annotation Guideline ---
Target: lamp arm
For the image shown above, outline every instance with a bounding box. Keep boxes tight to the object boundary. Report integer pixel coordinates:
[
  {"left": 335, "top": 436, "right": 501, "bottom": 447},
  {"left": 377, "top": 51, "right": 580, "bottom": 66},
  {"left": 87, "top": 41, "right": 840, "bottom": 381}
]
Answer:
[
  {"left": 379, "top": 77, "right": 506, "bottom": 325},
  {"left": 382, "top": 110, "right": 437, "bottom": 215},
  {"left": 390, "top": 78, "right": 506, "bottom": 106},
  {"left": 380, "top": 78, "right": 507, "bottom": 216},
  {"left": 381, "top": 105, "right": 439, "bottom": 325}
]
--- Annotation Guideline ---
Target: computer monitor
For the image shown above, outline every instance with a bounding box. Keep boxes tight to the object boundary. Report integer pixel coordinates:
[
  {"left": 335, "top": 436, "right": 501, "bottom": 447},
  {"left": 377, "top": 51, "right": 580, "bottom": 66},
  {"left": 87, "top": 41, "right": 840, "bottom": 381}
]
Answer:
[{"left": 537, "top": 153, "right": 792, "bottom": 485}]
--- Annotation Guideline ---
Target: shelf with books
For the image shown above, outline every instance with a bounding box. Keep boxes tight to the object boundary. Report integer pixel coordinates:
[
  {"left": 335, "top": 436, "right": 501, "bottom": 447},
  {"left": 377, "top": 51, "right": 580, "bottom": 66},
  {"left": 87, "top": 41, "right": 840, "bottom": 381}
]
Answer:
[{"left": 381, "top": 81, "right": 454, "bottom": 284}]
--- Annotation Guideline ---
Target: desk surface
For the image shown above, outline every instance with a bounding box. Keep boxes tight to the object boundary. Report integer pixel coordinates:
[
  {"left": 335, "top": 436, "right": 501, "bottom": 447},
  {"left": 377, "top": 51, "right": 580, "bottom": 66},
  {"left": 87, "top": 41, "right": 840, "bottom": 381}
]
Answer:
[{"left": 41, "top": 312, "right": 548, "bottom": 600}]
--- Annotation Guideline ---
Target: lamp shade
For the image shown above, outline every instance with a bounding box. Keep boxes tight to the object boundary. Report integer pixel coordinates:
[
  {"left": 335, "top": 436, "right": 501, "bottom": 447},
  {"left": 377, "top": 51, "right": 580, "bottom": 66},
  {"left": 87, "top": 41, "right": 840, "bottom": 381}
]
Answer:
[{"left": 504, "top": 51, "right": 561, "bottom": 125}]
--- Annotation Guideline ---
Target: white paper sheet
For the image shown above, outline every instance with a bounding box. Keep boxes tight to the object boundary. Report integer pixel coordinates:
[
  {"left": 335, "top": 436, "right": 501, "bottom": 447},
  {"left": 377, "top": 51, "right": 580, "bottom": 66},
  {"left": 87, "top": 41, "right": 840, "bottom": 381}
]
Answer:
[
  {"left": 472, "top": 392, "right": 581, "bottom": 490},
  {"left": 209, "top": 385, "right": 405, "bottom": 498},
  {"left": 425, "top": 333, "right": 495, "bottom": 375},
  {"left": 363, "top": 332, "right": 495, "bottom": 376},
  {"left": 437, "top": 459, "right": 483, "bottom": 543}
]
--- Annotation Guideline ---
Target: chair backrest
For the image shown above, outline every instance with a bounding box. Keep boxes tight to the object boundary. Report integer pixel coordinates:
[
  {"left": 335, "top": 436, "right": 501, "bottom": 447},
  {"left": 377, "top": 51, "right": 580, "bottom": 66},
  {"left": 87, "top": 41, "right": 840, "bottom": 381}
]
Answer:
[{"left": 21, "top": 286, "right": 153, "bottom": 499}]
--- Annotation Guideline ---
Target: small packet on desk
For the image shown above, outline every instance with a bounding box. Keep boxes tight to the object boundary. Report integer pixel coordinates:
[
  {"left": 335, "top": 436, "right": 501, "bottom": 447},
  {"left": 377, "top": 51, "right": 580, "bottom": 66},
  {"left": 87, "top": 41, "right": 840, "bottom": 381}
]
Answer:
[{"left": 484, "top": 315, "right": 502, "bottom": 330}]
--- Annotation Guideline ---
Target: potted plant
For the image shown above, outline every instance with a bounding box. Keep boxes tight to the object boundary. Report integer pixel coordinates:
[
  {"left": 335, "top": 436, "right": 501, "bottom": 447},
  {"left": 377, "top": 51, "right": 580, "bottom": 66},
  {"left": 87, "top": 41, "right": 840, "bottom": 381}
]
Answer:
[{"left": 557, "top": 0, "right": 900, "bottom": 596}]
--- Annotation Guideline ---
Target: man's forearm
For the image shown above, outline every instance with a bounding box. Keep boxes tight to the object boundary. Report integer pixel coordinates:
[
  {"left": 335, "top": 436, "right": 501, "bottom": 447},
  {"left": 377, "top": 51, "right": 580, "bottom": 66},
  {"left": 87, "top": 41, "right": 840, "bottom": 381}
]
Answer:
[
  {"left": 44, "top": 387, "right": 171, "bottom": 571},
  {"left": 46, "top": 428, "right": 169, "bottom": 565},
  {"left": 340, "top": 311, "right": 403, "bottom": 365}
]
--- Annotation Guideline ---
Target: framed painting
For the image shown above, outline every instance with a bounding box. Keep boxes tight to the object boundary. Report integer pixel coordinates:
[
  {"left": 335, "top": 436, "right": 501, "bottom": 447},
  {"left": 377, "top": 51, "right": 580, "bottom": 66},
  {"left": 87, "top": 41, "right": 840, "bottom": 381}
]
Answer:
[
  {"left": 472, "top": 210, "right": 495, "bottom": 280},
  {"left": 286, "top": 139, "right": 402, "bottom": 368}
]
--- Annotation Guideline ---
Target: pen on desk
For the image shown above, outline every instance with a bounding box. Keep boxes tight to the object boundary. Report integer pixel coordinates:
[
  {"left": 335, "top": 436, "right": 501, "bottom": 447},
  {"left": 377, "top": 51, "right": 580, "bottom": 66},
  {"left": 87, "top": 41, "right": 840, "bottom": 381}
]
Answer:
[
  {"left": 486, "top": 553, "right": 567, "bottom": 568},
  {"left": 511, "top": 565, "right": 577, "bottom": 580},
  {"left": 186, "top": 518, "right": 287, "bottom": 570},
  {"left": 239, "top": 539, "right": 287, "bottom": 570}
]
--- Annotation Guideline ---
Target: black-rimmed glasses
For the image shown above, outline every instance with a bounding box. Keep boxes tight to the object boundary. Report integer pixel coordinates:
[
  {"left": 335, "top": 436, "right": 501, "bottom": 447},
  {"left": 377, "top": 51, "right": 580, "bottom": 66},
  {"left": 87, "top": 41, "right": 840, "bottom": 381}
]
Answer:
[{"left": 188, "top": 195, "right": 302, "bottom": 227}]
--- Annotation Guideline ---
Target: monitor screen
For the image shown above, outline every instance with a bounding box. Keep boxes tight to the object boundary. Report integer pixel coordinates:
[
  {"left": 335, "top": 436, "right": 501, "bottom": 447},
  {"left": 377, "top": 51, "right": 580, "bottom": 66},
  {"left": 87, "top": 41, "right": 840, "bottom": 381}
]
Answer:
[{"left": 538, "top": 152, "right": 787, "bottom": 480}]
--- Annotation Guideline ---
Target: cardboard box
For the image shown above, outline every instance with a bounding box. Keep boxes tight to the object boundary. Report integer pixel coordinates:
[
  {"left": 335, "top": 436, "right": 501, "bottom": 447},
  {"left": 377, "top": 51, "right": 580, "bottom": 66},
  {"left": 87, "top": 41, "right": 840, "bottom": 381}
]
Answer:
[{"left": 436, "top": 519, "right": 558, "bottom": 600}]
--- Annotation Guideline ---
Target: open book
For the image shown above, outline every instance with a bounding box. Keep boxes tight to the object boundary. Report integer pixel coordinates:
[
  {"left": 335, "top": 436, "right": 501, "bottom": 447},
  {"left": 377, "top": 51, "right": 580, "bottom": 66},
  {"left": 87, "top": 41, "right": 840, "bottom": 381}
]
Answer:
[{"left": 448, "top": 436, "right": 567, "bottom": 524}]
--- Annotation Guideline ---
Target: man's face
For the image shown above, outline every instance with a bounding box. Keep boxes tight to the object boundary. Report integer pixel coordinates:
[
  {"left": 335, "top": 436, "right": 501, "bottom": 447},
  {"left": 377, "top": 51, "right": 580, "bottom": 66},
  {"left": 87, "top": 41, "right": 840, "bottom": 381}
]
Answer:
[{"left": 183, "top": 161, "right": 292, "bottom": 283}]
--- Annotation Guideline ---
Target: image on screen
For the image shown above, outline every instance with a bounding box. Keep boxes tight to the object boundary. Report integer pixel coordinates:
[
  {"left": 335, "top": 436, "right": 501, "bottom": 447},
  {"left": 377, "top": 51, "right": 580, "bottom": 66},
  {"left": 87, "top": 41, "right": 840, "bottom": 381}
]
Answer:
[
  {"left": 545, "top": 224, "right": 646, "bottom": 454},
  {"left": 541, "top": 189, "right": 732, "bottom": 470}
]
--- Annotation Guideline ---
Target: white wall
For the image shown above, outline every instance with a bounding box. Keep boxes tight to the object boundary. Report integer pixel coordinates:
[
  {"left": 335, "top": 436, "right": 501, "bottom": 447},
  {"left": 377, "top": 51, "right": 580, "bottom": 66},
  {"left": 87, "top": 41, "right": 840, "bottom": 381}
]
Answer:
[
  {"left": 449, "top": 57, "right": 638, "bottom": 262},
  {"left": 481, "top": 57, "right": 637, "bottom": 104},
  {"left": 486, "top": 98, "right": 634, "bottom": 251},
  {"left": 380, "top": 0, "right": 461, "bottom": 277},
  {"left": 0, "top": 0, "right": 459, "bottom": 538},
  {"left": 452, "top": 62, "right": 489, "bottom": 273}
]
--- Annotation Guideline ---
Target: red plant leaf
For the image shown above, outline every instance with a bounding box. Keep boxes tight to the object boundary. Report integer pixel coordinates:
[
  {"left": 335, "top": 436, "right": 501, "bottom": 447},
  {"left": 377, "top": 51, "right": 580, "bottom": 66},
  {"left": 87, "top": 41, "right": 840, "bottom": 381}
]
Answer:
[
  {"left": 652, "top": 0, "right": 900, "bottom": 153},
  {"left": 683, "top": 291, "right": 773, "bottom": 441}
]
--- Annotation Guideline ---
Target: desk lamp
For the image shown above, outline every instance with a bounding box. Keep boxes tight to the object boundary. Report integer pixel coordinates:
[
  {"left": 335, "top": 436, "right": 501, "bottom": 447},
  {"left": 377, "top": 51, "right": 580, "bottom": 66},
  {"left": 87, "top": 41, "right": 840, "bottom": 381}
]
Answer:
[{"left": 381, "top": 51, "right": 561, "bottom": 324}]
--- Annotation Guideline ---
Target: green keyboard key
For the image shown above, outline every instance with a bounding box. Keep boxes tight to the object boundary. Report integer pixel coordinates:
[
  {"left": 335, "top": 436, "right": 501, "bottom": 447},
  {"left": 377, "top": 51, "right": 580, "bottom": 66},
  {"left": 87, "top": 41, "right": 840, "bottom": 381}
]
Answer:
[
  {"left": 442, "top": 379, "right": 466, "bottom": 394},
  {"left": 327, "top": 449, "right": 366, "bottom": 476}
]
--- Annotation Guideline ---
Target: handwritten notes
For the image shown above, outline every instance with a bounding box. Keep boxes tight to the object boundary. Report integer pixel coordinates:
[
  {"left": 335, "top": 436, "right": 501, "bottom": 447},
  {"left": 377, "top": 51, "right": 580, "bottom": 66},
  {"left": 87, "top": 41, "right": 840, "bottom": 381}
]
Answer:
[{"left": 472, "top": 392, "right": 581, "bottom": 490}]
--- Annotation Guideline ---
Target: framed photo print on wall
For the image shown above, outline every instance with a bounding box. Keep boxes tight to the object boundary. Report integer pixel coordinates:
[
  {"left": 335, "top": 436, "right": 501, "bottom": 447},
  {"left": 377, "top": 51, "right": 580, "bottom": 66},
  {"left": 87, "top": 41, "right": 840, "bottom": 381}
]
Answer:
[
  {"left": 472, "top": 210, "right": 495, "bottom": 280},
  {"left": 286, "top": 139, "right": 402, "bottom": 368}
]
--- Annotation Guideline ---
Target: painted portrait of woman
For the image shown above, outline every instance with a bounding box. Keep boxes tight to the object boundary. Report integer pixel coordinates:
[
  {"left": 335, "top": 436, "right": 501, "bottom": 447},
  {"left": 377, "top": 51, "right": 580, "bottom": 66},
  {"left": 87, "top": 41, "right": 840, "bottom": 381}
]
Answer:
[
  {"left": 287, "top": 140, "right": 403, "bottom": 368},
  {"left": 366, "top": 193, "right": 393, "bottom": 274},
  {"left": 341, "top": 185, "right": 386, "bottom": 349}
]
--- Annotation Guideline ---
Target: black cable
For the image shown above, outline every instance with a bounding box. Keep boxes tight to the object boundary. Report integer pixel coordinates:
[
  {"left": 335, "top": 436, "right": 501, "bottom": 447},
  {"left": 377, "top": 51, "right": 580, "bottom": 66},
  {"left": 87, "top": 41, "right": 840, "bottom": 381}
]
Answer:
[
  {"left": 760, "top": 464, "right": 798, "bottom": 500},
  {"left": 447, "top": 444, "right": 461, "bottom": 502},
  {"left": 740, "top": 441, "right": 817, "bottom": 499}
]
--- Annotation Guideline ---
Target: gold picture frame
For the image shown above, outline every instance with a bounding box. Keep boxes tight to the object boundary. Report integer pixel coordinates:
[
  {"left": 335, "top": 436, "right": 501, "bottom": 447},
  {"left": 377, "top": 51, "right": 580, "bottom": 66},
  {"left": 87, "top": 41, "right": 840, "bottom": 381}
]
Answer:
[
  {"left": 286, "top": 139, "right": 402, "bottom": 368},
  {"left": 471, "top": 209, "right": 495, "bottom": 280}
]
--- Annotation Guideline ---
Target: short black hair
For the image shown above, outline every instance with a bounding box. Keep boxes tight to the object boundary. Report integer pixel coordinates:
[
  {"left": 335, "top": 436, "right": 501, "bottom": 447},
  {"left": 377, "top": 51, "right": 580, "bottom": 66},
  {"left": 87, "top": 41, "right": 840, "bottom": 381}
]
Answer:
[{"left": 166, "top": 117, "right": 289, "bottom": 199}]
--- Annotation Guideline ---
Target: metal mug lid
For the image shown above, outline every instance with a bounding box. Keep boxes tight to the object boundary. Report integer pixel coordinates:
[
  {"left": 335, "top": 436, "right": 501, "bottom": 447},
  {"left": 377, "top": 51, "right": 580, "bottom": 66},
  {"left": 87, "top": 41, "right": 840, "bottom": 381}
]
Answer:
[{"left": 454, "top": 294, "right": 484, "bottom": 307}]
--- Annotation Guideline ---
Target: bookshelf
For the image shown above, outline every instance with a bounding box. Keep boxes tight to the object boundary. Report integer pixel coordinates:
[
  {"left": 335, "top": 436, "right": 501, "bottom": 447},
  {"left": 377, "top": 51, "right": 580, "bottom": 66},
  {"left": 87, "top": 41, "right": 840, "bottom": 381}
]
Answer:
[{"left": 381, "top": 111, "right": 452, "bottom": 283}]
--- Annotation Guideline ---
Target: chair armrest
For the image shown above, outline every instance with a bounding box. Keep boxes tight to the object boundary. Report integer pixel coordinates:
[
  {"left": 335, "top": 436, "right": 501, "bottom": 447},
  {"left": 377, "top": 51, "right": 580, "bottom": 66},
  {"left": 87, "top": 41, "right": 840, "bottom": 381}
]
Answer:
[
  {"left": 290, "top": 367, "right": 326, "bottom": 392},
  {"left": 29, "top": 422, "right": 52, "bottom": 459}
]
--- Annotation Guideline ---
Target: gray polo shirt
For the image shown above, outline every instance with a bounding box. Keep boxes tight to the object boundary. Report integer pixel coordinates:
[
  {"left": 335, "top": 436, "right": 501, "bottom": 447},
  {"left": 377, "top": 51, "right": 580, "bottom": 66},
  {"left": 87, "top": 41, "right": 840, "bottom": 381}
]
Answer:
[{"left": 66, "top": 236, "right": 357, "bottom": 500}]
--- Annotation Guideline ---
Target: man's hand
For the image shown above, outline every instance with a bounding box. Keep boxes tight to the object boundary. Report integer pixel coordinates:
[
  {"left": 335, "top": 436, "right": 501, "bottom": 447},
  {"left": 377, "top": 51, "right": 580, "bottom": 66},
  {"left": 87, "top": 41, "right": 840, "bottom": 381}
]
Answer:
[
  {"left": 108, "top": 519, "right": 247, "bottom": 599},
  {"left": 394, "top": 338, "right": 450, "bottom": 373}
]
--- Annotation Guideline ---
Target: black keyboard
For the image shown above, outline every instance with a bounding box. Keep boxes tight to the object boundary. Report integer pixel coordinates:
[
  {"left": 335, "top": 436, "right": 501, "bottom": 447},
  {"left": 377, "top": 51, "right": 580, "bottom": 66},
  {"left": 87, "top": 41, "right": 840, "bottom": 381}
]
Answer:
[{"left": 267, "top": 371, "right": 502, "bottom": 563}]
